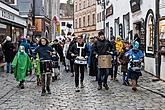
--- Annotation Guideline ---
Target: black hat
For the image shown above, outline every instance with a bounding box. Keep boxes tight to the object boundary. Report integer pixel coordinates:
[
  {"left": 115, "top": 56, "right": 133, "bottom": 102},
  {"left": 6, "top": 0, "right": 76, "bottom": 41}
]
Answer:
[{"left": 98, "top": 31, "right": 104, "bottom": 36}]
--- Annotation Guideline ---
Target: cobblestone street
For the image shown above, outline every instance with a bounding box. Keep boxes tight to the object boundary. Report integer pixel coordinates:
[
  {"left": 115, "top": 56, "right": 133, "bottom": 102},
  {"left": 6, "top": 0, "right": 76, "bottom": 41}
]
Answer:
[{"left": 0, "top": 67, "right": 165, "bottom": 110}]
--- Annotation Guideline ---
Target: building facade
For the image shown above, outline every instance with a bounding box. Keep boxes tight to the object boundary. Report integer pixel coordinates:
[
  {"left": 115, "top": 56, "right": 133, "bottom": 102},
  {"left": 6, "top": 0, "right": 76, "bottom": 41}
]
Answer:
[
  {"left": 74, "top": 0, "right": 97, "bottom": 38},
  {"left": 34, "top": 0, "right": 51, "bottom": 39},
  {"left": 98, "top": 0, "right": 162, "bottom": 79},
  {"left": 0, "top": 0, "right": 26, "bottom": 43},
  {"left": 60, "top": 3, "right": 74, "bottom": 39}
]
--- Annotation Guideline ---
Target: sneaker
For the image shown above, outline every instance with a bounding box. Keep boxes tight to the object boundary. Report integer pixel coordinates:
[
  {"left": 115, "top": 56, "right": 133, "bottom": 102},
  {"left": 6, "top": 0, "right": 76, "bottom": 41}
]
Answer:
[
  {"left": 75, "top": 87, "right": 80, "bottom": 92},
  {"left": 41, "top": 89, "right": 46, "bottom": 96},
  {"left": 125, "top": 81, "right": 130, "bottom": 86},
  {"left": 80, "top": 82, "right": 85, "bottom": 88},
  {"left": 97, "top": 85, "right": 102, "bottom": 90},
  {"left": 46, "top": 86, "right": 51, "bottom": 94},
  {"left": 103, "top": 84, "right": 109, "bottom": 90}
]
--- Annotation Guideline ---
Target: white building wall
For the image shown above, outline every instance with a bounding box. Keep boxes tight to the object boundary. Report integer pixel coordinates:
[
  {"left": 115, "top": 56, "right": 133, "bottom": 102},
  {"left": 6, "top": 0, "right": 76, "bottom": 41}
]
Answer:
[
  {"left": 60, "top": 19, "right": 74, "bottom": 37},
  {"left": 105, "top": 0, "right": 156, "bottom": 75},
  {"left": 96, "top": 4, "right": 104, "bottom": 31}
]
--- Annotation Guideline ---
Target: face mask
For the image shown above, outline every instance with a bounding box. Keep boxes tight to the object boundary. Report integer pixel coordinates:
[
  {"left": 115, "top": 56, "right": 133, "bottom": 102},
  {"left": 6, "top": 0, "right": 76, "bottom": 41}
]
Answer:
[{"left": 19, "top": 46, "right": 25, "bottom": 53}]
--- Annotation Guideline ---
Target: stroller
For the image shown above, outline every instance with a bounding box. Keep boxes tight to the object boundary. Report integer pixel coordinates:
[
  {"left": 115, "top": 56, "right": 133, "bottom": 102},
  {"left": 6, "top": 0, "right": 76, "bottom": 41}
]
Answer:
[{"left": 51, "top": 52, "right": 60, "bottom": 82}]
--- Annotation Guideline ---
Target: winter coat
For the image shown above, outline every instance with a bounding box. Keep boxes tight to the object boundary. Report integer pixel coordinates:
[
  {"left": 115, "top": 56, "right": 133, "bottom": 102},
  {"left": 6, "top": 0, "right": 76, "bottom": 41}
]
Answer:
[
  {"left": 93, "top": 39, "right": 113, "bottom": 56},
  {"left": 34, "top": 45, "right": 54, "bottom": 61},
  {"left": 2, "top": 41, "right": 15, "bottom": 62}
]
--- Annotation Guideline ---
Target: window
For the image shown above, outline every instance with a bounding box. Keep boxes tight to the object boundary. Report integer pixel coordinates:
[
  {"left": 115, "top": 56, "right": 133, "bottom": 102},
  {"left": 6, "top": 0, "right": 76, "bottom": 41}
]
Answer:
[
  {"left": 61, "top": 22, "right": 65, "bottom": 26},
  {"left": 75, "top": 4, "right": 77, "bottom": 12},
  {"left": 79, "top": 3, "right": 81, "bottom": 10},
  {"left": 88, "top": 0, "right": 90, "bottom": 7},
  {"left": 75, "top": 19, "right": 77, "bottom": 28},
  {"left": 99, "top": 12, "right": 102, "bottom": 22},
  {"left": 92, "top": 0, "right": 95, "bottom": 5},
  {"left": 88, "top": 15, "right": 90, "bottom": 26},
  {"left": 83, "top": 16, "right": 85, "bottom": 27},
  {"left": 97, "top": 13, "right": 99, "bottom": 23},
  {"left": 4, "top": 0, "right": 16, "bottom": 4},
  {"left": 83, "top": 1, "right": 85, "bottom": 9},
  {"left": 92, "top": 14, "right": 95, "bottom": 25},
  {"left": 79, "top": 18, "right": 81, "bottom": 28},
  {"left": 102, "top": 11, "right": 105, "bottom": 21}
]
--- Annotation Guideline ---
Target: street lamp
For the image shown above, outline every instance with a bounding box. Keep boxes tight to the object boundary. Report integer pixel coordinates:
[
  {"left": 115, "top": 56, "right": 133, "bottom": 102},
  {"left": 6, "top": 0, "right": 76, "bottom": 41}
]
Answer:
[{"left": 96, "top": 0, "right": 106, "bottom": 33}]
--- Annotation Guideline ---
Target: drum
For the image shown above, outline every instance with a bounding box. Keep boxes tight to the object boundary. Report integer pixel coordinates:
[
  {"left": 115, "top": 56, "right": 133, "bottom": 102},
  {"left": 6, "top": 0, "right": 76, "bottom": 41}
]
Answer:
[
  {"left": 74, "top": 56, "right": 87, "bottom": 65},
  {"left": 40, "top": 60, "right": 52, "bottom": 73},
  {"left": 130, "top": 60, "right": 141, "bottom": 72},
  {"left": 98, "top": 55, "right": 112, "bottom": 68}
]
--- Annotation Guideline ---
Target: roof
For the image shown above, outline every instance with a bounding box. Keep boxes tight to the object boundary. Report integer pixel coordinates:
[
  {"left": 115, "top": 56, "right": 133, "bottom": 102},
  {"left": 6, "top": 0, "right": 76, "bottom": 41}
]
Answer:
[{"left": 60, "top": 3, "right": 73, "bottom": 18}]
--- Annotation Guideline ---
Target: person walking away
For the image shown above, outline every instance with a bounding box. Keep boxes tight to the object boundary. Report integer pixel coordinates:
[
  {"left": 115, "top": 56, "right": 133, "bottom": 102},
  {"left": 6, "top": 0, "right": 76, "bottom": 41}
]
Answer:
[
  {"left": 34, "top": 37, "right": 54, "bottom": 96},
  {"left": 12, "top": 46, "right": 32, "bottom": 89},
  {"left": 2, "top": 36, "right": 15, "bottom": 74},
  {"left": 63, "top": 37, "right": 71, "bottom": 72},
  {"left": 93, "top": 31, "right": 113, "bottom": 90},
  {"left": 69, "top": 35, "right": 88, "bottom": 92},
  {"left": 125, "top": 41, "right": 144, "bottom": 91}
]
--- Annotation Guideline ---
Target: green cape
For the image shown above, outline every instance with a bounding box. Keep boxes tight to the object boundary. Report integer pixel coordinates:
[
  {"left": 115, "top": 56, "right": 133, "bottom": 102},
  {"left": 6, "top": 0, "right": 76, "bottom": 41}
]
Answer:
[{"left": 12, "top": 53, "right": 32, "bottom": 82}]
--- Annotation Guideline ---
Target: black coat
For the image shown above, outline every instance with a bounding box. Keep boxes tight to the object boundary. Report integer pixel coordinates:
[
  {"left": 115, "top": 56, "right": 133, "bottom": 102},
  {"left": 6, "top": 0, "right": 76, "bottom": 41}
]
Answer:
[
  {"left": 2, "top": 41, "right": 15, "bottom": 62},
  {"left": 89, "top": 45, "right": 98, "bottom": 76},
  {"left": 93, "top": 39, "right": 113, "bottom": 56}
]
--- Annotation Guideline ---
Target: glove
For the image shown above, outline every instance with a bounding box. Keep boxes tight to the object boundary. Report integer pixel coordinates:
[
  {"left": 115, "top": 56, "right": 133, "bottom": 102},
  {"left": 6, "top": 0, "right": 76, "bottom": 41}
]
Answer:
[
  {"left": 95, "top": 54, "right": 98, "bottom": 58},
  {"left": 71, "top": 53, "right": 75, "bottom": 57}
]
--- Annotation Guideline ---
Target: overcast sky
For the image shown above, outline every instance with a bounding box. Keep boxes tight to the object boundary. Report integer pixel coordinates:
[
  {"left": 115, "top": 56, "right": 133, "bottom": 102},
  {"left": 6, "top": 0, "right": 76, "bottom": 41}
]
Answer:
[{"left": 60, "top": 0, "right": 67, "bottom": 3}]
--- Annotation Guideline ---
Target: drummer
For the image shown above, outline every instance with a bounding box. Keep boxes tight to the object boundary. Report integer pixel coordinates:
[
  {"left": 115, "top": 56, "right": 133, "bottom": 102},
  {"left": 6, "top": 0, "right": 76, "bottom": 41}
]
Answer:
[
  {"left": 69, "top": 34, "right": 88, "bottom": 92},
  {"left": 34, "top": 37, "right": 54, "bottom": 96},
  {"left": 93, "top": 31, "right": 113, "bottom": 90}
]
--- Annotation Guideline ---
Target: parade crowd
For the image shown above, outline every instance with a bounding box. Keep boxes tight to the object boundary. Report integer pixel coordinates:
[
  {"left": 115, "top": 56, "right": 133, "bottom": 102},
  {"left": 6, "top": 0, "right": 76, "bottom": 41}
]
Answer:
[{"left": 0, "top": 31, "right": 144, "bottom": 96}]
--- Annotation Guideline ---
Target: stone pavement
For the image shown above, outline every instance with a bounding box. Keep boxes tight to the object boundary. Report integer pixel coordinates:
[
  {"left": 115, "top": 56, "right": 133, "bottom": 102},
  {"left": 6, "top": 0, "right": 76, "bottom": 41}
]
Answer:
[{"left": 0, "top": 68, "right": 165, "bottom": 110}]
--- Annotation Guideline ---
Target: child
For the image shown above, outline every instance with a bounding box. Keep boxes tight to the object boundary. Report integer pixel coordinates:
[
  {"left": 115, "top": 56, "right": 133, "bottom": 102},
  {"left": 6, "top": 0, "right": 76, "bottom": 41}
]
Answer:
[
  {"left": 12, "top": 46, "right": 32, "bottom": 89},
  {"left": 51, "top": 50, "right": 60, "bottom": 82},
  {"left": 34, "top": 37, "right": 54, "bottom": 96}
]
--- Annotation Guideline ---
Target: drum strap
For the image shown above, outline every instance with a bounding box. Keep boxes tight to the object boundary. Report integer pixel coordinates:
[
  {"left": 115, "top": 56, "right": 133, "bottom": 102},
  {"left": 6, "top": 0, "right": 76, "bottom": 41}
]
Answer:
[{"left": 76, "top": 43, "right": 86, "bottom": 57}]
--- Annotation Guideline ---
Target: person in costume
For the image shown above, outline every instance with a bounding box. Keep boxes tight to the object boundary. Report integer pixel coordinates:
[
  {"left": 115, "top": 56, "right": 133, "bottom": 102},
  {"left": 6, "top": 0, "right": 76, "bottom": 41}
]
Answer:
[
  {"left": 12, "top": 46, "right": 32, "bottom": 89},
  {"left": 125, "top": 41, "right": 144, "bottom": 91},
  {"left": 69, "top": 35, "right": 88, "bottom": 92},
  {"left": 34, "top": 37, "right": 54, "bottom": 96}
]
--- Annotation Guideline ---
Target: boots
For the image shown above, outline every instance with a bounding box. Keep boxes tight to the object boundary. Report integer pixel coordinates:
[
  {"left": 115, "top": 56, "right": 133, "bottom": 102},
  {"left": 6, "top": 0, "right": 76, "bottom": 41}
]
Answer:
[
  {"left": 46, "top": 86, "right": 51, "bottom": 94},
  {"left": 41, "top": 89, "right": 46, "bottom": 96}
]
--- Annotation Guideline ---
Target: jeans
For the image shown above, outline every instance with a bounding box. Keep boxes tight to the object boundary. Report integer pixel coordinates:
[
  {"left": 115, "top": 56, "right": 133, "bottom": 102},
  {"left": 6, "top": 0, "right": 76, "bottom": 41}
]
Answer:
[
  {"left": 70, "top": 60, "right": 74, "bottom": 73},
  {"left": 74, "top": 64, "right": 84, "bottom": 87},
  {"left": 98, "top": 68, "right": 110, "bottom": 85},
  {"left": 6, "top": 62, "right": 11, "bottom": 73},
  {"left": 40, "top": 62, "right": 52, "bottom": 90},
  {"left": 111, "top": 65, "right": 118, "bottom": 79},
  {"left": 123, "top": 72, "right": 128, "bottom": 82}
]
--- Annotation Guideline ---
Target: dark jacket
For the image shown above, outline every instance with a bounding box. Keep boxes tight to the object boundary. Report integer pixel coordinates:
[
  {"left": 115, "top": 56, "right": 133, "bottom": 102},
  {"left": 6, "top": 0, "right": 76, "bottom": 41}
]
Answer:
[
  {"left": 93, "top": 39, "right": 113, "bottom": 56},
  {"left": 34, "top": 45, "right": 53, "bottom": 61},
  {"left": 2, "top": 41, "right": 15, "bottom": 62},
  {"left": 69, "top": 43, "right": 88, "bottom": 58}
]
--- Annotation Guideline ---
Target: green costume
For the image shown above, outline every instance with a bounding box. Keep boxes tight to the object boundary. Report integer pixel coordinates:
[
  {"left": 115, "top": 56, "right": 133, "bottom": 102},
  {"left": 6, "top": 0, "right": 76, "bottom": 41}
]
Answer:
[
  {"left": 34, "top": 53, "right": 40, "bottom": 79},
  {"left": 12, "top": 52, "right": 32, "bottom": 82}
]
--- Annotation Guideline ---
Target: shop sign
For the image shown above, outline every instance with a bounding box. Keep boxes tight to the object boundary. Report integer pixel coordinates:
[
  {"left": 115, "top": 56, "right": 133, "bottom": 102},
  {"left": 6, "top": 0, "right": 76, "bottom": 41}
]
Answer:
[
  {"left": 106, "top": 5, "right": 113, "bottom": 17},
  {"left": 1, "top": 10, "right": 15, "bottom": 21},
  {"left": 130, "top": 0, "right": 141, "bottom": 13},
  {"left": 35, "top": 19, "right": 42, "bottom": 32}
]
